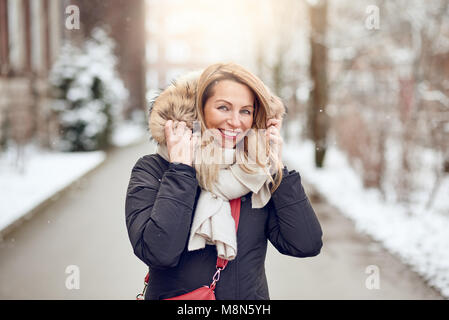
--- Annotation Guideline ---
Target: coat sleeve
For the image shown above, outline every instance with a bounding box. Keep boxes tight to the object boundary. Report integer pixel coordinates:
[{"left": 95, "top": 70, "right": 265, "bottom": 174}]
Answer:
[
  {"left": 266, "top": 167, "right": 323, "bottom": 257},
  {"left": 125, "top": 156, "right": 199, "bottom": 269}
]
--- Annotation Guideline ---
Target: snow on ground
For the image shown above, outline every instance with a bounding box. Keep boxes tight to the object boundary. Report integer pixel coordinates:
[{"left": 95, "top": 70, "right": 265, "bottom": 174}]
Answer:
[
  {"left": 1, "top": 117, "right": 448, "bottom": 298},
  {"left": 111, "top": 121, "right": 148, "bottom": 147},
  {"left": 0, "top": 145, "right": 105, "bottom": 233},
  {"left": 0, "top": 121, "right": 147, "bottom": 235},
  {"left": 284, "top": 139, "right": 449, "bottom": 298}
]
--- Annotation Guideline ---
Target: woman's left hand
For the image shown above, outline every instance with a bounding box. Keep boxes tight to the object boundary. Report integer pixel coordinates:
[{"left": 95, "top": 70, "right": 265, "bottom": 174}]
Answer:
[{"left": 266, "top": 118, "right": 284, "bottom": 168}]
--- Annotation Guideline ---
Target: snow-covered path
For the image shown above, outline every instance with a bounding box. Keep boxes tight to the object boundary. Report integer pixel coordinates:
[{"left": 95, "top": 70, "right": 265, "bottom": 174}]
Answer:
[
  {"left": 282, "top": 139, "right": 449, "bottom": 299},
  {"left": 0, "top": 141, "right": 443, "bottom": 299},
  {"left": 0, "top": 141, "right": 149, "bottom": 299},
  {"left": 0, "top": 149, "right": 105, "bottom": 234},
  {"left": 266, "top": 186, "right": 443, "bottom": 299}
]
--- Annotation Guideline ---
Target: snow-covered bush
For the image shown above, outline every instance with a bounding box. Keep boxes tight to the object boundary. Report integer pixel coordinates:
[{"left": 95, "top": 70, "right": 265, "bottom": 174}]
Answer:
[{"left": 49, "top": 28, "right": 128, "bottom": 151}]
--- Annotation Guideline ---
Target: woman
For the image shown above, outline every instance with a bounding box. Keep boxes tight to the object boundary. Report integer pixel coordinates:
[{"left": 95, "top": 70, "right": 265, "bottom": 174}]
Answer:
[{"left": 125, "top": 63, "right": 323, "bottom": 300}]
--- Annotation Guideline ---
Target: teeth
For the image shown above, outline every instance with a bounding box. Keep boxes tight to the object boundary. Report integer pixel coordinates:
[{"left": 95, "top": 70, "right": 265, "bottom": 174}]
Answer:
[{"left": 221, "top": 130, "right": 239, "bottom": 137}]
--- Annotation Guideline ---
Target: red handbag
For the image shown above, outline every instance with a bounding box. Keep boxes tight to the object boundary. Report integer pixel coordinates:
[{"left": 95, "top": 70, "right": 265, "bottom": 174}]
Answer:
[{"left": 136, "top": 198, "right": 241, "bottom": 300}]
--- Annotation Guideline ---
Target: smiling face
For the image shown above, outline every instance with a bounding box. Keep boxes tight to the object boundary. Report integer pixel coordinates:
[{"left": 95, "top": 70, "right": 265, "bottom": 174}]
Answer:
[{"left": 203, "top": 79, "right": 255, "bottom": 148}]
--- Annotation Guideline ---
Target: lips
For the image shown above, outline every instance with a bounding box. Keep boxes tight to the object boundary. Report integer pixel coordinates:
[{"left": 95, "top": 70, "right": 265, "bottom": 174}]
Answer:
[{"left": 218, "top": 129, "right": 240, "bottom": 140}]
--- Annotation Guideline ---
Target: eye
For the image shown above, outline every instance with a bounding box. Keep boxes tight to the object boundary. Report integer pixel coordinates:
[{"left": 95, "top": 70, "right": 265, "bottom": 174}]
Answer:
[
  {"left": 218, "top": 105, "right": 228, "bottom": 111},
  {"left": 241, "top": 109, "right": 252, "bottom": 115}
]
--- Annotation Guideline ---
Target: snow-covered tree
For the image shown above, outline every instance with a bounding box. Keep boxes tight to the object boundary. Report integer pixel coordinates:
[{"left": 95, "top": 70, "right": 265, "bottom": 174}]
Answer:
[
  {"left": 327, "top": 0, "right": 449, "bottom": 210},
  {"left": 49, "top": 28, "right": 128, "bottom": 151}
]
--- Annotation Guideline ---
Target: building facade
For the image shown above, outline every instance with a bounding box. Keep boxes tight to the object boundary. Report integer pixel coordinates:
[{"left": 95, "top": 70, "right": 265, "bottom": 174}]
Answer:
[
  {"left": 0, "top": 0, "right": 65, "bottom": 149},
  {"left": 69, "top": 0, "right": 147, "bottom": 118},
  {"left": 0, "top": 0, "right": 147, "bottom": 151}
]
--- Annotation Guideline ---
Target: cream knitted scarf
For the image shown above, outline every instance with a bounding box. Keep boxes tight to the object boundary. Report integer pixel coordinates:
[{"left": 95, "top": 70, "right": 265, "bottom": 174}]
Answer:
[{"left": 156, "top": 144, "right": 272, "bottom": 261}]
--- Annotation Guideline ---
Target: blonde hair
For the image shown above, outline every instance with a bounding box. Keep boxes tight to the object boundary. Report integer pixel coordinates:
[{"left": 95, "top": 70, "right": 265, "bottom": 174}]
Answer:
[{"left": 194, "top": 62, "right": 285, "bottom": 193}]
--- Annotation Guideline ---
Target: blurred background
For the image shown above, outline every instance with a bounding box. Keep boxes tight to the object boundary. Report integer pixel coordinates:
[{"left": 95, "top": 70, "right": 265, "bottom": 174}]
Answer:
[{"left": 0, "top": 0, "right": 448, "bottom": 299}]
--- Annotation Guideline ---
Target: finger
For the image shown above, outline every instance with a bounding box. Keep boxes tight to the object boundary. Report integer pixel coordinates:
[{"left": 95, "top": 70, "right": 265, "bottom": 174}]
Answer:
[
  {"left": 269, "top": 125, "right": 278, "bottom": 133},
  {"left": 277, "top": 119, "right": 283, "bottom": 131},
  {"left": 272, "top": 122, "right": 282, "bottom": 132},
  {"left": 184, "top": 127, "right": 192, "bottom": 139},
  {"left": 267, "top": 118, "right": 280, "bottom": 125},
  {"left": 191, "top": 134, "right": 199, "bottom": 148},
  {"left": 269, "top": 131, "right": 282, "bottom": 139},
  {"left": 179, "top": 121, "right": 187, "bottom": 132},
  {"left": 175, "top": 121, "right": 184, "bottom": 136},
  {"left": 267, "top": 118, "right": 282, "bottom": 129},
  {"left": 177, "top": 121, "right": 187, "bottom": 136},
  {"left": 266, "top": 126, "right": 279, "bottom": 137},
  {"left": 165, "top": 120, "right": 173, "bottom": 138},
  {"left": 268, "top": 132, "right": 279, "bottom": 141},
  {"left": 268, "top": 133, "right": 283, "bottom": 147}
]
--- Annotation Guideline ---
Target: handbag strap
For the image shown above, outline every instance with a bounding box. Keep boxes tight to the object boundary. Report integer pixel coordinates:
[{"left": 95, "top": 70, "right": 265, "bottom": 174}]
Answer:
[
  {"left": 216, "top": 197, "right": 241, "bottom": 270},
  {"left": 210, "top": 197, "right": 241, "bottom": 289},
  {"left": 137, "top": 197, "right": 242, "bottom": 299}
]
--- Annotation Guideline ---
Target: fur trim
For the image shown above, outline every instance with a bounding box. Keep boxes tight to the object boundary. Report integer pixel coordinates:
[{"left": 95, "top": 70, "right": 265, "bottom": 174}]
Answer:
[
  {"left": 148, "top": 70, "right": 202, "bottom": 145},
  {"left": 148, "top": 70, "right": 286, "bottom": 145}
]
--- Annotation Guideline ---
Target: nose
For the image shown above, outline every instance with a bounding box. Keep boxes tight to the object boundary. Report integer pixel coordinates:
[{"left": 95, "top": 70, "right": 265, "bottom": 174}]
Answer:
[{"left": 227, "top": 111, "right": 241, "bottom": 128}]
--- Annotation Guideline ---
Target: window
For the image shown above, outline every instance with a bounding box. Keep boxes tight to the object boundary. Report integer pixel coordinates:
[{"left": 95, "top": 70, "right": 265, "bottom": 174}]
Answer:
[
  {"left": 165, "top": 41, "right": 190, "bottom": 63},
  {"left": 7, "top": 0, "right": 25, "bottom": 72},
  {"left": 146, "top": 70, "right": 159, "bottom": 89},
  {"left": 30, "top": 0, "right": 44, "bottom": 73},
  {"left": 146, "top": 43, "right": 158, "bottom": 64}
]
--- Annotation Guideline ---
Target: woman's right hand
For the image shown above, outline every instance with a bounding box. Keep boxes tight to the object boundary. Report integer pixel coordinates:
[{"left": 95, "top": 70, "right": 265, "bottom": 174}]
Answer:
[{"left": 164, "top": 120, "right": 198, "bottom": 166}]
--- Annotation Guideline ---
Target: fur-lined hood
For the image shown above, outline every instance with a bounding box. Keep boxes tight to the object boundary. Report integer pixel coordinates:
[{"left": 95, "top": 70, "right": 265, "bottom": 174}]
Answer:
[
  {"left": 148, "top": 71, "right": 201, "bottom": 146},
  {"left": 148, "top": 70, "right": 286, "bottom": 146}
]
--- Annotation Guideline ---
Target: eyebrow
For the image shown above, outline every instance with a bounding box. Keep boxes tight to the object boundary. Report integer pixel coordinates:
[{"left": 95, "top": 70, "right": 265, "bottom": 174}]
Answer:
[{"left": 215, "top": 99, "right": 254, "bottom": 109}]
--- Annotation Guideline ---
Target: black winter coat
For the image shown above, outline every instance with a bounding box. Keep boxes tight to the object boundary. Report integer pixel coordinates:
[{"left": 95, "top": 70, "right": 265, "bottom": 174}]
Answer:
[{"left": 125, "top": 153, "right": 323, "bottom": 300}]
